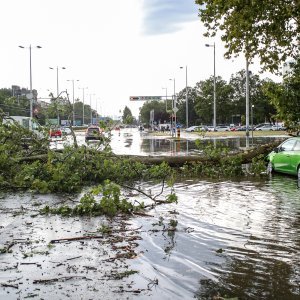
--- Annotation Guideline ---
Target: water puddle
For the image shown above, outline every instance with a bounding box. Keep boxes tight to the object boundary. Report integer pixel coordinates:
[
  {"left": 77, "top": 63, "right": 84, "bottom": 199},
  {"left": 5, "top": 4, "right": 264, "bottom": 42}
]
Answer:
[{"left": 1, "top": 174, "right": 299, "bottom": 299}]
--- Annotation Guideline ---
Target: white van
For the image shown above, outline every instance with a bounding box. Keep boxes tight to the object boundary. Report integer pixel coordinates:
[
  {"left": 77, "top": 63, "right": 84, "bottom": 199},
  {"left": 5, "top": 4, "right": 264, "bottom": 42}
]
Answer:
[{"left": 2, "top": 116, "right": 43, "bottom": 138}]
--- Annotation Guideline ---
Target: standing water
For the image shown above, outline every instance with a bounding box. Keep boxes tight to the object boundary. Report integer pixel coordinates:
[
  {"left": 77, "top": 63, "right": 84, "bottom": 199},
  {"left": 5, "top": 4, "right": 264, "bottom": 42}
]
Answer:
[
  {"left": 127, "top": 175, "right": 300, "bottom": 299},
  {"left": 1, "top": 129, "right": 298, "bottom": 299}
]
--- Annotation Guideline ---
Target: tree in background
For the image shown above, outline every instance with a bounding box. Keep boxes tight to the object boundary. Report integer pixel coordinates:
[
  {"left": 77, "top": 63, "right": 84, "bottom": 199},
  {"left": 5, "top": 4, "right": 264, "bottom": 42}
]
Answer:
[
  {"left": 176, "top": 86, "right": 199, "bottom": 126},
  {"left": 194, "top": 76, "right": 233, "bottom": 125},
  {"left": 122, "top": 106, "right": 134, "bottom": 125},
  {"left": 229, "top": 70, "right": 277, "bottom": 124},
  {"left": 139, "top": 100, "right": 169, "bottom": 125},
  {"left": 263, "top": 58, "right": 300, "bottom": 130},
  {"left": 195, "top": 0, "right": 299, "bottom": 73},
  {"left": 0, "top": 88, "right": 30, "bottom": 117}
]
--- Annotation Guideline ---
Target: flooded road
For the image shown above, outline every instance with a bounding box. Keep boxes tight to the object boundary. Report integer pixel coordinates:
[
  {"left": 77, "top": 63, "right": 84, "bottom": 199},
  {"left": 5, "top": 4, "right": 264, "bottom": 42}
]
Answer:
[
  {"left": 51, "top": 127, "right": 287, "bottom": 156},
  {"left": 110, "top": 128, "right": 287, "bottom": 156},
  {"left": 1, "top": 176, "right": 299, "bottom": 299},
  {"left": 1, "top": 128, "right": 299, "bottom": 299},
  {"left": 128, "top": 176, "right": 300, "bottom": 299}
]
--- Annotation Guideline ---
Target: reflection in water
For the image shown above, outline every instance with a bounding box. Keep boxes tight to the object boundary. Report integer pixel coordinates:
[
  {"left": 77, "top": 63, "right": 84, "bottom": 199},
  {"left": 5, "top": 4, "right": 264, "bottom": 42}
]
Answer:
[
  {"left": 110, "top": 129, "right": 286, "bottom": 156},
  {"left": 129, "top": 176, "right": 300, "bottom": 299},
  {"left": 138, "top": 136, "right": 285, "bottom": 156}
]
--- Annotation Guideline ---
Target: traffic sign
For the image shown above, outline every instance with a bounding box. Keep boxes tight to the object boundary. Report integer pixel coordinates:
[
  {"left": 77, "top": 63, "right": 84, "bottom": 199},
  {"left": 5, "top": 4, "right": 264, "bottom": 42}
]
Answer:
[
  {"left": 129, "top": 96, "right": 161, "bottom": 101},
  {"left": 173, "top": 107, "right": 179, "bottom": 113},
  {"left": 129, "top": 96, "right": 140, "bottom": 101}
]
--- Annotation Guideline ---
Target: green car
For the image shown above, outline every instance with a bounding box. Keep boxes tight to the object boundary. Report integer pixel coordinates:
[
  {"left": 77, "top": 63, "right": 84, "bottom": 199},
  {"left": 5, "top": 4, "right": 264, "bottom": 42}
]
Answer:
[{"left": 266, "top": 137, "right": 300, "bottom": 179}]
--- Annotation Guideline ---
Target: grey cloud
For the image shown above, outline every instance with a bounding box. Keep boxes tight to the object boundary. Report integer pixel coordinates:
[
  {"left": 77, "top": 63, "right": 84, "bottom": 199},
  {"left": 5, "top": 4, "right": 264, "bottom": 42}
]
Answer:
[{"left": 142, "top": 0, "right": 199, "bottom": 35}]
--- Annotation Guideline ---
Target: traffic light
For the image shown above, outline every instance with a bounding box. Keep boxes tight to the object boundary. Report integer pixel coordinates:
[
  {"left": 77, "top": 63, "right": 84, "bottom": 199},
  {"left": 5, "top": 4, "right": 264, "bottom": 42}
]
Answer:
[{"left": 33, "top": 108, "right": 39, "bottom": 118}]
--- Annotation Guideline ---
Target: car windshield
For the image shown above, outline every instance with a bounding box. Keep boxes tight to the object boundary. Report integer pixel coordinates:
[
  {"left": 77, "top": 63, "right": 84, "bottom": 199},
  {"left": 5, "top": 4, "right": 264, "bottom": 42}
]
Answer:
[
  {"left": 294, "top": 141, "right": 300, "bottom": 151},
  {"left": 281, "top": 139, "right": 296, "bottom": 151}
]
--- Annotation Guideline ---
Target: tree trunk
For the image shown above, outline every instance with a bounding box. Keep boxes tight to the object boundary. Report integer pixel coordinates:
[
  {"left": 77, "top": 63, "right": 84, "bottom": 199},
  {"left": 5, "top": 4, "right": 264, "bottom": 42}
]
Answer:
[{"left": 16, "top": 141, "right": 281, "bottom": 166}]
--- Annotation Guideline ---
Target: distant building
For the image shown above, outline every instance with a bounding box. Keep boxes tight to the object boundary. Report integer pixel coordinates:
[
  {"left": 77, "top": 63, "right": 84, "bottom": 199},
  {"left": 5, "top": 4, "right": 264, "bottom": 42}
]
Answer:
[
  {"left": 38, "top": 100, "right": 49, "bottom": 108},
  {"left": 11, "top": 85, "right": 38, "bottom": 100}
]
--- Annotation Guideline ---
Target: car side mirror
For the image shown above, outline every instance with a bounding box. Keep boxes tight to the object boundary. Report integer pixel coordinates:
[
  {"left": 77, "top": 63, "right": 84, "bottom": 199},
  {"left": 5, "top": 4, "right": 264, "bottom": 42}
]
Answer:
[{"left": 274, "top": 147, "right": 279, "bottom": 153}]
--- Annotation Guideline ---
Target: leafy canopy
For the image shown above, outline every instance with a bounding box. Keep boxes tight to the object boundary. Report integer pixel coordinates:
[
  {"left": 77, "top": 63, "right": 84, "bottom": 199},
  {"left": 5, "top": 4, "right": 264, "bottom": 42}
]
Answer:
[{"left": 195, "top": 0, "right": 300, "bottom": 72}]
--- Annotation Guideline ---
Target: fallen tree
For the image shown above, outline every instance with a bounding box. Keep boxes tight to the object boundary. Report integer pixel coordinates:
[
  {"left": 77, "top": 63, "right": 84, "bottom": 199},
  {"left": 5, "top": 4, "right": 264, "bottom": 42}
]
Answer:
[
  {"left": 117, "top": 140, "right": 282, "bottom": 167},
  {"left": 1, "top": 106, "right": 282, "bottom": 200},
  {"left": 14, "top": 140, "right": 282, "bottom": 167}
]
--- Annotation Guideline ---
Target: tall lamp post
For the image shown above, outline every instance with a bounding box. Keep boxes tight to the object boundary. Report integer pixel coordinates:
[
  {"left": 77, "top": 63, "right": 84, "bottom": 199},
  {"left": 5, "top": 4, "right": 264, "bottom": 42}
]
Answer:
[
  {"left": 180, "top": 66, "right": 188, "bottom": 128},
  {"left": 49, "top": 66, "right": 66, "bottom": 97},
  {"left": 79, "top": 87, "right": 88, "bottom": 125},
  {"left": 18, "top": 45, "right": 42, "bottom": 119},
  {"left": 251, "top": 104, "right": 254, "bottom": 146},
  {"left": 205, "top": 43, "right": 216, "bottom": 130},
  {"left": 67, "top": 79, "right": 79, "bottom": 126},
  {"left": 245, "top": 58, "right": 250, "bottom": 148},
  {"left": 169, "top": 78, "right": 176, "bottom": 136},
  {"left": 49, "top": 66, "right": 66, "bottom": 125}
]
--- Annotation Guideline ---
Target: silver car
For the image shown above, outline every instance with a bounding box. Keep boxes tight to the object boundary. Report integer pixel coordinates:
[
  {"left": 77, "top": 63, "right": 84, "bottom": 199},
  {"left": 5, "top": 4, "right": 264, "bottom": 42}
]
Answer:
[{"left": 215, "top": 125, "right": 230, "bottom": 132}]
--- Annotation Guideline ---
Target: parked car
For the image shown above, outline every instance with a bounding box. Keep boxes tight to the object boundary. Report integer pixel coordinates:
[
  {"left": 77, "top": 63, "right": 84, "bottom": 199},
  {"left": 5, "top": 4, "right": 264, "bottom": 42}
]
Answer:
[
  {"left": 85, "top": 126, "right": 103, "bottom": 142},
  {"left": 185, "top": 125, "right": 207, "bottom": 132},
  {"left": 255, "top": 124, "right": 274, "bottom": 131},
  {"left": 215, "top": 125, "right": 230, "bottom": 132},
  {"left": 49, "top": 127, "right": 62, "bottom": 138},
  {"left": 272, "top": 125, "right": 286, "bottom": 131},
  {"left": 254, "top": 123, "right": 272, "bottom": 130},
  {"left": 266, "top": 137, "right": 300, "bottom": 179},
  {"left": 207, "top": 126, "right": 217, "bottom": 132},
  {"left": 61, "top": 127, "right": 72, "bottom": 135}
]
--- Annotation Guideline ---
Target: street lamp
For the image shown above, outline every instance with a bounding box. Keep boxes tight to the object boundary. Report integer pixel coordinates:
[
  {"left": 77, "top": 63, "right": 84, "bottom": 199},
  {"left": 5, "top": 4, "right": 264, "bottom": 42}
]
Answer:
[
  {"left": 49, "top": 66, "right": 66, "bottom": 126},
  {"left": 78, "top": 87, "right": 88, "bottom": 125},
  {"left": 245, "top": 59, "right": 251, "bottom": 148},
  {"left": 180, "top": 66, "right": 188, "bottom": 128},
  {"left": 169, "top": 78, "right": 176, "bottom": 136},
  {"left": 205, "top": 43, "right": 216, "bottom": 130},
  {"left": 251, "top": 104, "right": 254, "bottom": 146},
  {"left": 49, "top": 66, "right": 66, "bottom": 97},
  {"left": 18, "top": 45, "right": 42, "bottom": 120},
  {"left": 67, "top": 79, "right": 79, "bottom": 126}
]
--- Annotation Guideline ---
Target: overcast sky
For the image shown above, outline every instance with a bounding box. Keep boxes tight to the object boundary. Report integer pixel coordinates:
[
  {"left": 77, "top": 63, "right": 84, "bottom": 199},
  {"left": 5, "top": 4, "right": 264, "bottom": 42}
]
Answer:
[{"left": 1, "top": 0, "right": 279, "bottom": 118}]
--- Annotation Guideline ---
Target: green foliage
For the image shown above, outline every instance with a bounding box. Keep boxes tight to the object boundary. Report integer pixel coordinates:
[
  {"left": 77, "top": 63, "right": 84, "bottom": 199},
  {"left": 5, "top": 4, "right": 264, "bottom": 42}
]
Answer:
[
  {"left": 139, "top": 100, "right": 169, "bottom": 125},
  {"left": 169, "top": 219, "right": 178, "bottom": 228},
  {"left": 195, "top": 0, "right": 299, "bottom": 73},
  {"left": 122, "top": 106, "right": 135, "bottom": 125},
  {"left": 97, "top": 224, "right": 112, "bottom": 234},
  {"left": 0, "top": 126, "right": 171, "bottom": 192},
  {"left": 166, "top": 193, "right": 178, "bottom": 204},
  {"left": 194, "top": 77, "right": 234, "bottom": 125},
  {"left": 229, "top": 71, "right": 276, "bottom": 124},
  {"left": 182, "top": 141, "right": 244, "bottom": 178},
  {"left": 249, "top": 155, "right": 268, "bottom": 175},
  {"left": 195, "top": 140, "right": 229, "bottom": 160},
  {"left": 41, "top": 180, "right": 144, "bottom": 217},
  {"left": 263, "top": 58, "right": 300, "bottom": 131},
  {"left": 146, "top": 162, "right": 174, "bottom": 181},
  {"left": 111, "top": 270, "right": 139, "bottom": 280},
  {"left": 0, "top": 89, "right": 30, "bottom": 117},
  {"left": 129, "top": 68, "right": 279, "bottom": 127}
]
